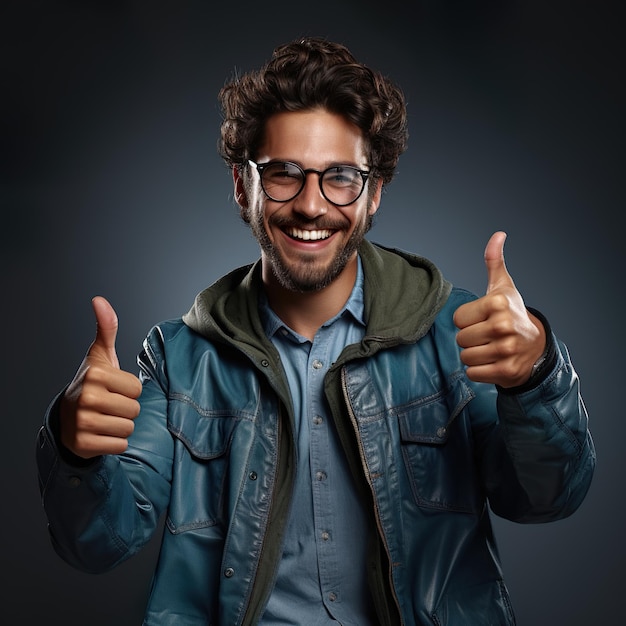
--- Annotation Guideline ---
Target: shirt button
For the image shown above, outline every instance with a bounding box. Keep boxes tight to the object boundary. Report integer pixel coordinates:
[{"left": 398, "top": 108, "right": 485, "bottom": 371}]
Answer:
[
  {"left": 315, "top": 471, "right": 327, "bottom": 481},
  {"left": 312, "top": 359, "right": 323, "bottom": 369},
  {"left": 224, "top": 567, "right": 235, "bottom": 578},
  {"left": 68, "top": 476, "right": 81, "bottom": 488},
  {"left": 312, "top": 415, "right": 323, "bottom": 425},
  {"left": 321, "top": 531, "right": 330, "bottom": 541},
  {"left": 329, "top": 592, "right": 337, "bottom": 602}
]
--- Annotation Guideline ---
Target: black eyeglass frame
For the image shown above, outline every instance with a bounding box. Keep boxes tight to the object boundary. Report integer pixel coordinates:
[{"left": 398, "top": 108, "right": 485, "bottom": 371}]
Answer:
[{"left": 248, "top": 160, "right": 371, "bottom": 207}]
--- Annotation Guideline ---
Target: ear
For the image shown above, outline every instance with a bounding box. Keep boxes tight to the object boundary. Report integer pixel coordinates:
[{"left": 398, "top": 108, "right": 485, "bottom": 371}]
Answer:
[
  {"left": 368, "top": 178, "right": 383, "bottom": 216},
  {"left": 232, "top": 166, "right": 249, "bottom": 209}
]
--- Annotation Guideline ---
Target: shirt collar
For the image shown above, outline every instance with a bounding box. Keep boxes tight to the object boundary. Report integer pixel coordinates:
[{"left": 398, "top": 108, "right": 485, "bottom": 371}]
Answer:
[{"left": 260, "top": 256, "right": 366, "bottom": 340}]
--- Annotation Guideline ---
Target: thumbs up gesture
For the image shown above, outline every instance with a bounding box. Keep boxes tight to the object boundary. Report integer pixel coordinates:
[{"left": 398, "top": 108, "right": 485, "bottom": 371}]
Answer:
[
  {"left": 59, "top": 297, "right": 142, "bottom": 459},
  {"left": 453, "top": 232, "right": 547, "bottom": 388}
]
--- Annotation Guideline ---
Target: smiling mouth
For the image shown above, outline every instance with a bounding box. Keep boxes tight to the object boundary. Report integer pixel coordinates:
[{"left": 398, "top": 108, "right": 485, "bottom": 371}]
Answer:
[{"left": 286, "top": 227, "right": 333, "bottom": 241}]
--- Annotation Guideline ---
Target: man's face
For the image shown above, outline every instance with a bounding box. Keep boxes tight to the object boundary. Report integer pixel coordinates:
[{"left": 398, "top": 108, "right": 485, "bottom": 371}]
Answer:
[{"left": 235, "top": 109, "right": 382, "bottom": 293}]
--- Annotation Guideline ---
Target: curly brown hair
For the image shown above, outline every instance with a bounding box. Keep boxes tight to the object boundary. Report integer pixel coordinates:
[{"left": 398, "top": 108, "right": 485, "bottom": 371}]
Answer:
[{"left": 218, "top": 37, "right": 408, "bottom": 186}]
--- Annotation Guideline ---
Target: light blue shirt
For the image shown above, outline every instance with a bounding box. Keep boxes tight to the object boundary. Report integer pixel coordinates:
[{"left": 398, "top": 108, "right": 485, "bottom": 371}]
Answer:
[{"left": 259, "top": 258, "right": 376, "bottom": 625}]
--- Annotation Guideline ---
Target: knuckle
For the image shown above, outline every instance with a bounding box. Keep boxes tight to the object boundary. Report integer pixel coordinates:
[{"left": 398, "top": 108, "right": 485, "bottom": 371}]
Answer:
[
  {"left": 500, "top": 362, "right": 518, "bottom": 380},
  {"left": 72, "top": 432, "right": 92, "bottom": 455},
  {"left": 488, "top": 293, "right": 509, "bottom": 313},
  {"left": 496, "top": 337, "right": 518, "bottom": 358},
  {"left": 492, "top": 317, "right": 514, "bottom": 337},
  {"left": 75, "top": 410, "right": 98, "bottom": 432},
  {"left": 85, "top": 363, "right": 108, "bottom": 384},
  {"left": 76, "top": 390, "right": 98, "bottom": 410}
]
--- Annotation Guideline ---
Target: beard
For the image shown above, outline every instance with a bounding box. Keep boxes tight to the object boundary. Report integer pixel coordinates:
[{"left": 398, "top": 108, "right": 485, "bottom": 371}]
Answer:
[{"left": 249, "top": 209, "right": 373, "bottom": 293}]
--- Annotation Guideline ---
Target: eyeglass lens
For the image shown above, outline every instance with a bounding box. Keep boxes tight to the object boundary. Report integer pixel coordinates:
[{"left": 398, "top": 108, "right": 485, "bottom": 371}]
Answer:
[{"left": 260, "top": 162, "right": 365, "bottom": 205}]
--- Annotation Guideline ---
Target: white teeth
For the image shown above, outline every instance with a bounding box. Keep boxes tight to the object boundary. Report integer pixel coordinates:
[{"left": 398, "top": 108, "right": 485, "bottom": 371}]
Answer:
[{"left": 289, "top": 228, "right": 331, "bottom": 241}]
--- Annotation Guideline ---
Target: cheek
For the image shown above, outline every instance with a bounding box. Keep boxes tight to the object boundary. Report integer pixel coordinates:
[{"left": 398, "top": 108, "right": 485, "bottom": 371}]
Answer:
[
  {"left": 249, "top": 203, "right": 275, "bottom": 239},
  {"left": 260, "top": 201, "right": 284, "bottom": 225},
  {"left": 349, "top": 205, "right": 371, "bottom": 228}
]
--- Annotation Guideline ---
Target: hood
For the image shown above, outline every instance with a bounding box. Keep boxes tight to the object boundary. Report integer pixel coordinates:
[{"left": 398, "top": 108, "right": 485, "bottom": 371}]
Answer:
[
  {"left": 183, "top": 240, "right": 452, "bottom": 353},
  {"left": 359, "top": 240, "right": 452, "bottom": 346}
]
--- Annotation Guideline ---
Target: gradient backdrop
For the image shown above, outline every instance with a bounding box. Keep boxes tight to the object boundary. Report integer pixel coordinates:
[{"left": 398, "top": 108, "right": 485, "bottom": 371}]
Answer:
[{"left": 3, "top": 1, "right": 623, "bottom": 624}]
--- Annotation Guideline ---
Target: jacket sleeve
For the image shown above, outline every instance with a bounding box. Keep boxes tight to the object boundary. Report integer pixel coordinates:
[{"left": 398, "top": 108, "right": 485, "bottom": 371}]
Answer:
[
  {"left": 35, "top": 328, "right": 173, "bottom": 573},
  {"left": 475, "top": 332, "right": 596, "bottom": 523}
]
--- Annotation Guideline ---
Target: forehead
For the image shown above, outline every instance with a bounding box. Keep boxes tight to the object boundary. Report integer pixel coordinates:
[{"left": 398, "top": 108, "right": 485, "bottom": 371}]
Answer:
[{"left": 258, "top": 109, "right": 368, "bottom": 166}]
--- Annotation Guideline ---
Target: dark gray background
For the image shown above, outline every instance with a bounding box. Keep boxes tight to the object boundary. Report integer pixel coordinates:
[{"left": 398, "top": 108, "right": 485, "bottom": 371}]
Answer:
[{"left": 3, "top": 1, "right": 623, "bottom": 624}]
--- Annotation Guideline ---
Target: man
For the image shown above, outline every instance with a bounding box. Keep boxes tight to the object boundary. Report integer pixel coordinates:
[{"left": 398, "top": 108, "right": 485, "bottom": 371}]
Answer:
[{"left": 36, "top": 37, "right": 595, "bottom": 625}]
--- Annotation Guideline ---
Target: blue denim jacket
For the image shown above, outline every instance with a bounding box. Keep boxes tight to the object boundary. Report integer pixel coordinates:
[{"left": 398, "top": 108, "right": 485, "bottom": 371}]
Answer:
[{"left": 36, "top": 240, "right": 595, "bottom": 625}]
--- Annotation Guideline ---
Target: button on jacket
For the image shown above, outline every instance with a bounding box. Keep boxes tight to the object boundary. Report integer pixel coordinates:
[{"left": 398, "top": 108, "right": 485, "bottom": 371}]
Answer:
[{"left": 36, "top": 240, "right": 595, "bottom": 625}]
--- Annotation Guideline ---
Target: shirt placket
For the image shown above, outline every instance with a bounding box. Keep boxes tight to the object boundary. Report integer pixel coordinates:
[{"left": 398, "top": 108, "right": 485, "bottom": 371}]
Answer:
[{"left": 307, "top": 327, "right": 342, "bottom": 613}]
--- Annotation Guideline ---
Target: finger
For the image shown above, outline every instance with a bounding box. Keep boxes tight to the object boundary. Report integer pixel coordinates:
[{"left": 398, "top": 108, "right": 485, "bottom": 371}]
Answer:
[
  {"left": 79, "top": 368, "right": 142, "bottom": 412},
  {"left": 455, "top": 319, "right": 488, "bottom": 348},
  {"left": 70, "top": 431, "right": 133, "bottom": 457},
  {"left": 454, "top": 291, "right": 512, "bottom": 332},
  {"left": 454, "top": 299, "right": 486, "bottom": 330},
  {"left": 74, "top": 409, "right": 137, "bottom": 437},
  {"left": 484, "top": 231, "right": 513, "bottom": 294},
  {"left": 90, "top": 296, "right": 120, "bottom": 369},
  {"left": 95, "top": 392, "right": 141, "bottom": 420},
  {"left": 82, "top": 361, "right": 143, "bottom": 400}
]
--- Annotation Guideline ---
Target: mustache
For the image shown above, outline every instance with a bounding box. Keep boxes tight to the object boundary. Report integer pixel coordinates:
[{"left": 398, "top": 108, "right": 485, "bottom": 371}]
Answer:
[{"left": 269, "top": 215, "right": 350, "bottom": 231}]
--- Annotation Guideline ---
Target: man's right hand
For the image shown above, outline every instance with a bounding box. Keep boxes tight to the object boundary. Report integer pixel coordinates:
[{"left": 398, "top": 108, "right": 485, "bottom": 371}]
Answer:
[{"left": 60, "top": 296, "right": 142, "bottom": 459}]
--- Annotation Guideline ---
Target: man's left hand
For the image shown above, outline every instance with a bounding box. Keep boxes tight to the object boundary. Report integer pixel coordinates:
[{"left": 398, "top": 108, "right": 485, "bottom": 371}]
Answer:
[{"left": 453, "top": 231, "right": 546, "bottom": 388}]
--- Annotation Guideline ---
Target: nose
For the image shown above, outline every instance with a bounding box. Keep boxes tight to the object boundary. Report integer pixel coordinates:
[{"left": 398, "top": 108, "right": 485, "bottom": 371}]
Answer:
[{"left": 292, "top": 171, "right": 328, "bottom": 218}]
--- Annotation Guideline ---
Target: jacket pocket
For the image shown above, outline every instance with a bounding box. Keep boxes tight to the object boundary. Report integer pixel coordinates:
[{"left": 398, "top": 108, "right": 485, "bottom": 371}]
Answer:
[
  {"left": 166, "top": 392, "right": 245, "bottom": 533},
  {"left": 397, "top": 374, "right": 481, "bottom": 514}
]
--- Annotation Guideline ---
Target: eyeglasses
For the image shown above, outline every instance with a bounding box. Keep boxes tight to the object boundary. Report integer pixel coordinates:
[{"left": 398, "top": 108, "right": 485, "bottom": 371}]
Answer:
[{"left": 248, "top": 160, "right": 370, "bottom": 206}]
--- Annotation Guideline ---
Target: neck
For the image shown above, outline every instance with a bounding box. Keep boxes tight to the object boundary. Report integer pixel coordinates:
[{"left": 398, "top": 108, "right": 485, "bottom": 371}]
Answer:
[{"left": 263, "top": 258, "right": 358, "bottom": 341}]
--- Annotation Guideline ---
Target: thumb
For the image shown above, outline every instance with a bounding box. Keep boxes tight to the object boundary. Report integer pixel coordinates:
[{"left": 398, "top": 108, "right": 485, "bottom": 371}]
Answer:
[
  {"left": 90, "top": 295, "right": 120, "bottom": 369},
  {"left": 484, "top": 230, "right": 513, "bottom": 294}
]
